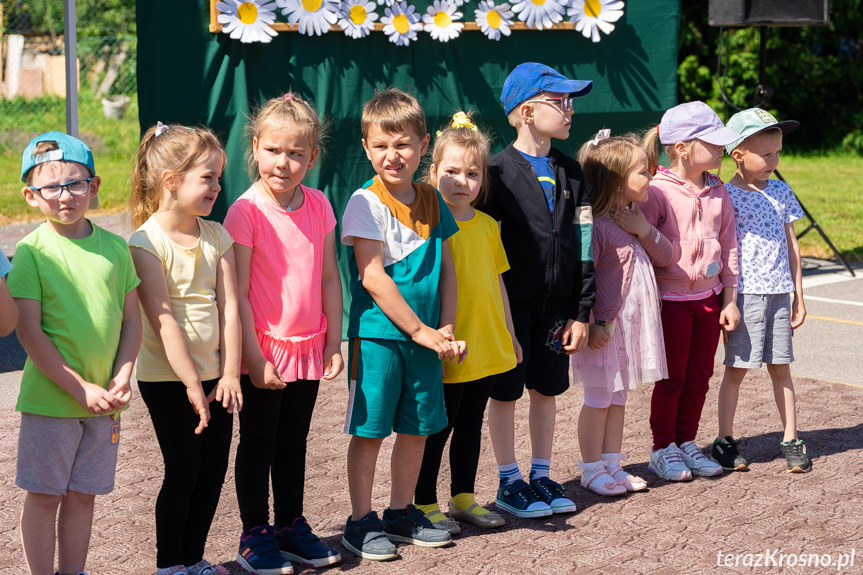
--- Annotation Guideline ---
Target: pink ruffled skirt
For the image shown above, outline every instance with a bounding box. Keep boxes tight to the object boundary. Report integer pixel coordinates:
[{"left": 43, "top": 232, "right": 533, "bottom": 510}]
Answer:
[
  {"left": 572, "top": 243, "right": 667, "bottom": 393},
  {"left": 245, "top": 319, "right": 328, "bottom": 382}
]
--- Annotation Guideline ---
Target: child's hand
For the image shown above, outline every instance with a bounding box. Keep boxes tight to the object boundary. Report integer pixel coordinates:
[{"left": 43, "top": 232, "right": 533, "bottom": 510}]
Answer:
[
  {"left": 186, "top": 384, "right": 210, "bottom": 434},
  {"left": 562, "top": 320, "right": 588, "bottom": 354},
  {"left": 612, "top": 205, "right": 652, "bottom": 239},
  {"left": 412, "top": 325, "right": 456, "bottom": 361},
  {"left": 323, "top": 344, "right": 344, "bottom": 380},
  {"left": 791, "top": 293, "right": 806, "bottom": 329},
  {"left": 587, "top": 323, "right": 611, "bottom": 350},
  {"left": 447, "top": 339, "right": 468, "bottom": 365},
  {"left": 107, "top": 376, "right": 133, "bottom": 407},
  {"left": 249, "top": 358, "right": 287, "bottom": 390},
  {"left": 78, "top": 382, "right": 123, "bottom": 415},
  {"left": 210, "top": 375, "right": 243, "bottom": 414},
  {"left": 512, "top": 334, "right": 523, "bottom": 364},
  {"left": 719, "top": 300, "right": 741, "bottom": 339}
]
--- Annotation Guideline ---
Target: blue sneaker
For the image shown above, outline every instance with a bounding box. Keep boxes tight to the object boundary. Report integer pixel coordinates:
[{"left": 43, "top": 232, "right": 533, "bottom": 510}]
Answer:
[
  {"left": 381, "top": 504, "right": 452, "bottom": 547},
  {"left": 530, "top": 476, "right": 577, "bottom": 513},
  {"left": 342, "top": 511, "right": 398, "bottom": 561},
  {"left": 237, "top": 525, "right": 293, "bottom": 575},
  {"left": 495, "top": 479, "right": 553, "bottom": 518},
  {"left": 276, "top": 517, "right": 341, "bottom": 567}
]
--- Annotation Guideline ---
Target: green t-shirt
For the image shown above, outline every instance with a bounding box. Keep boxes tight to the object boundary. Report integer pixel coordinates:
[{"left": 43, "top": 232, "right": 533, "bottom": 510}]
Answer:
[{"left": 8, "top": 222, "right": 140, "bottom": 418}]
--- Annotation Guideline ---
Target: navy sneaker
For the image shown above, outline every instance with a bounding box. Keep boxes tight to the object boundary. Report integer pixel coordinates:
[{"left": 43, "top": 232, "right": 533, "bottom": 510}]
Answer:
[
  {"left": 382, "top": 504, "right": 452, "bottom": 547},
  {"left": 530, "top": 476, "right": 577, "bottom": 513},
  {"left": 276, "top": 517, "right": 341, "bottom": 568},
  {"left": 237, "top": 525, "right": 293, "bottom": 575},
  {"left": 495, "top": 478, "right": 553, "bottom": 518},
  {"left": 341, "top": 511, "right": 398, "bottom": 561},
  {"left": 780, "top": 438, "right": 812, "bottom": 473}
]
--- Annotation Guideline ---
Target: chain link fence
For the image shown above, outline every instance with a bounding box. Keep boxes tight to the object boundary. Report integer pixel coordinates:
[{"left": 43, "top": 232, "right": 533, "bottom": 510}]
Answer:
[{"left": 0, "top": 0, "right": 137, "bottom": 157}]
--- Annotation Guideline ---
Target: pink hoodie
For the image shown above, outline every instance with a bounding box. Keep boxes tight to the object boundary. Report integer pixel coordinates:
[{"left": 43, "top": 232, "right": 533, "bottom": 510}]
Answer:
[{"left": 640, "top": 166, "right": 738, "bottom": 297}]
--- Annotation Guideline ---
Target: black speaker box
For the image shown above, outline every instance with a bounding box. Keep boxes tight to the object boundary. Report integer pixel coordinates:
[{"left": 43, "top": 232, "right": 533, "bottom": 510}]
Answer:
[{"left": 708, "top": 0, "right": 829, "bottom": 27}]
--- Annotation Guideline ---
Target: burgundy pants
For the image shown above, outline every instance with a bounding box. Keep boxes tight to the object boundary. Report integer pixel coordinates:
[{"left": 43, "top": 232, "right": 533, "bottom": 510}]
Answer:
[{"left": 650, "top": 294, "right": 721, "bottom": 450}]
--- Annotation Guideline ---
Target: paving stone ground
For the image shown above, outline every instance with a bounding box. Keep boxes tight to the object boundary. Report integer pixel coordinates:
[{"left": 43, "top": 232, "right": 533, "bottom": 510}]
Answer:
[{"left": 1, "top": 352, "right": 861, "bottom": 575}]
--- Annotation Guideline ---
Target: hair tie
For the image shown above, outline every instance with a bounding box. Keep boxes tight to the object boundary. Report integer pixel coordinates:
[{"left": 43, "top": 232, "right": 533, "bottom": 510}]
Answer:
[
  {"left": 450, "top": 111, "right": 477, "bottom": 131},
  {"left": 587, "top": 129, "right": 610, "bottom": 148},
  {"left": 155, "top": 122, "right": 169, "bottom": 137},
  {"left": 284, "top": 93, "right": 294, "bottom": 102},
  {"left": 656, "top": 124, "right": 660, "bottom": 135}
]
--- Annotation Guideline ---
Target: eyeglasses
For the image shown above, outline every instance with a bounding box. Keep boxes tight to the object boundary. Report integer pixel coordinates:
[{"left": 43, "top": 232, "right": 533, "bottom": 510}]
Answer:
[
  {"left": 526, "top": 96, "right": 574, "bottom": 113},
  {"left": 28, "top": 177, "right": 94, "bottom": 201}
]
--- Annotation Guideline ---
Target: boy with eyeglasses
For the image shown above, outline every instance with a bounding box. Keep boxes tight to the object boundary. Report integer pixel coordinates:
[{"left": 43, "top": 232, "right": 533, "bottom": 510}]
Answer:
[
  {"left": 479, "top": 62, "right": 596, "bottom": 517},
  {"left": 8, "top": 132, "right": 142, "bottom": 575}
]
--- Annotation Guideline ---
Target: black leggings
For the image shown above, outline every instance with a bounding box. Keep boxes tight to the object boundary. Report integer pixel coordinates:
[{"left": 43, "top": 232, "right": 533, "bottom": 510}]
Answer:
[
  {"left": 235, "top": 375, "right": 319, "bottom": 529},
  {"left": 138, "top": 379, "right": 233, "bottom": 569},
  {"left": 415, "top": 377, "right": 494, "bottom": 505}
]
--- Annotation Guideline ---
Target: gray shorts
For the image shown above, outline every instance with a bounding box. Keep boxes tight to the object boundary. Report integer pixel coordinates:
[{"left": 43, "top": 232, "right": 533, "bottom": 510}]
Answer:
[
  {"left": 16, "top": 412, "right": 120, "bottom": 496},
  {"left": 724, "top": 292, "right": 794, "bottom": 369}
]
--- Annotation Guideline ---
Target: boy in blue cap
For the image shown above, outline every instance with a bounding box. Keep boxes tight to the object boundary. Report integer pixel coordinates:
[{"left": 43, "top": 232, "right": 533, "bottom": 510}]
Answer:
[
  {"left": 8, "top": 132, "right": 142, "bottom": 575},
  {"left": 480, "top": 62, "right": 595, "bottom": 517}
]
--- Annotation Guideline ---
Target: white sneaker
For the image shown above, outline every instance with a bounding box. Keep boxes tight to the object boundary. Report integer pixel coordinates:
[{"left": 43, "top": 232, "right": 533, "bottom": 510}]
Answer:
[
  {"left": 679, "top": 440, "right": 724, "bottom": 477},
  {"left": 648, "top": 443, "right": 693, "bottom": 481}
]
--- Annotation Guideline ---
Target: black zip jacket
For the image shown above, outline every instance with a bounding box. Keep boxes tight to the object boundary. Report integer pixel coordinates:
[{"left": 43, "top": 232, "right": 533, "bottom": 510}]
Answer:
[{"left": 480, "top": 143, "right": 595, "bottom": 323}]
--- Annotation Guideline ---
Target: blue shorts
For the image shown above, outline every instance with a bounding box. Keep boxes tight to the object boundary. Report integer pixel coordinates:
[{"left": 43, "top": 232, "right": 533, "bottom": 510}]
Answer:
[
  {"left": 724, "top": 292, "right": 794, "bottom": 369},
  {"left": 344, "top": 337, "right": 447, "bottom": 438}
]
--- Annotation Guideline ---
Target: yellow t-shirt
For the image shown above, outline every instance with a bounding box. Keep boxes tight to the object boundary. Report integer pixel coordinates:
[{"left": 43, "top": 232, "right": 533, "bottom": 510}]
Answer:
[
  {"left": 129, "top": 216, "right": 233, "bottom": 382},
  {"left": 446, "top": 210, "right": 517, "bottom": 383}
]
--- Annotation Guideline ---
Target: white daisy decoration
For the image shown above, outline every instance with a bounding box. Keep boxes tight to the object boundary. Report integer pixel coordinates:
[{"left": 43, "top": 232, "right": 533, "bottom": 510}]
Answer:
[
  {"left": 474, "top": 0, "right": 513, "bottom": 40},
  {"left": 337, "top": 0, "right": 379, "bottom": 38},
  {"left": 568, "top": 0, "right": 624, "bottom": 42},
  {"left": 376, "top": 0, "right": 396, "bottom": 7},
  {"left": 216, "top": 0, "right": 278, "bottom": 43},
  {"left": 381, "top": 2, "right": 422, "bottom": 46},
  {"left": 422, "top": 0, "right": 463, "bottom": 42},
  {"left": 512, "top": 0, "right": 565, "bottom": 30},
  {"left": 277, "top": 0, "right": 339, "bottom": 36}
]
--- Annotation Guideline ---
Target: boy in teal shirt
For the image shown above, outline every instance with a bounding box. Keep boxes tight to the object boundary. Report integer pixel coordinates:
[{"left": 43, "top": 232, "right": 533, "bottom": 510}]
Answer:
[{"left": 8, "top": 132, "right": 142, "bottom": 575}]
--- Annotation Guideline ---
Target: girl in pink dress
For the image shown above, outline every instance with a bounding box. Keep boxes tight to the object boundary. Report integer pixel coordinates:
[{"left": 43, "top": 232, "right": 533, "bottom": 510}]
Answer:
[
  {"left": 223, "top": 93, "right": 343, "bottom": 574},
  {"left": 572, "top": 134, "right": 673, "bottom": 496}
]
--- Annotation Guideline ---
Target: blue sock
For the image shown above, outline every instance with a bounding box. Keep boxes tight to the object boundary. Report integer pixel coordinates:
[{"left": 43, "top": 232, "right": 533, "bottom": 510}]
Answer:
[
  {"left": 497, "top": 461, "right": 522, "bottom": 485},
  {"left": 529, "top": 458, "right": 550, "bottom": 480}
]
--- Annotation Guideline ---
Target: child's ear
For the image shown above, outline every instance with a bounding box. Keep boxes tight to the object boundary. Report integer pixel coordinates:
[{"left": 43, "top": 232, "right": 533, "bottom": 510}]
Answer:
[
  {"left": 308, "top": 147, "right": 320, "bottom": 170},
  {"left": 429, "top": 163, "right": 438, "bottom": 183},
  {"left": 361, "top": 138, "right": 372, "bottom": 162},
  {"left": 161, "top": 170, "right": 177, "bottom": 192},
  {"left": 673, "top": 141, "right": 689, "bottom": 159},
  {"left": 420, "top": 133, "right": 430, "bottom": 156},
  {"left": 88, "top": 175, "right": 102, "bottom": 197},
  {"left": 21, "top": 185, "right": 39, "bottom": 208},
  {"left": 252, "top": 136, "right": 260, "bottom": 162},
  {"left": 730, "top": 149, "right": 744, "bottom": 162},
  {"left": 520, "top": 102, "right": 533, "bottom": 124}
]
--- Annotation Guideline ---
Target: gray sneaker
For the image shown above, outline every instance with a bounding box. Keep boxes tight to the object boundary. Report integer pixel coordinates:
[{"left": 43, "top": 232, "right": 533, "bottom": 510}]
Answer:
[
  {"left": 382, "top": 504, "right": 452, "bottom": 547},
  {"left": 341, "top": 511, "right": 398, "bottom": 561}
]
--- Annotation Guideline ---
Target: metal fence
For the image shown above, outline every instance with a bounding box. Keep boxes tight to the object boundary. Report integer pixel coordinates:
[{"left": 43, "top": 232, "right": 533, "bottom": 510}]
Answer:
[{"left": 0, "top": 0, "right": 137, "bottom": 156}]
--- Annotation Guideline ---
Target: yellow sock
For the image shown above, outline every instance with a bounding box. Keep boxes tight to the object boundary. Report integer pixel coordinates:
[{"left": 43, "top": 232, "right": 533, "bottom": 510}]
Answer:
[
  {"left": 416, "top": 502, "right": 447, "bottom": 523},
  {"left": 450, "top": 493, "right": 489, "bottom": 516}
]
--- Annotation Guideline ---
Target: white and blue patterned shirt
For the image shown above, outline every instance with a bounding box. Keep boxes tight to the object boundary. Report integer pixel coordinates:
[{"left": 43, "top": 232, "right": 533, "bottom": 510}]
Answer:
[{"left": 725, "top": 179, "right": 804, "bottom": 294}]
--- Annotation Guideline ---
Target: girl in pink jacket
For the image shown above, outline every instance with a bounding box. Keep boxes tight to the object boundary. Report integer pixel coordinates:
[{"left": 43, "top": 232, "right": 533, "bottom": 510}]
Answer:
[{"left": 640, "top": 102, "right": 741, "bottom": 482}]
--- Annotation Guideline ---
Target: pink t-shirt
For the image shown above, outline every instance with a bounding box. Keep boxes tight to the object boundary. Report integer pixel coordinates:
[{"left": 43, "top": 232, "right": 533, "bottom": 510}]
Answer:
[{"left": 224, "top": 183, "right": 337, "bottom": 381}]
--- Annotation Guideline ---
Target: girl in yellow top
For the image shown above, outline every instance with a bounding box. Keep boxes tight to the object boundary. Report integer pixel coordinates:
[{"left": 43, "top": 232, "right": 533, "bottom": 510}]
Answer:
[
  {"left": 128, "top": 123, "right": 241, "bottom": 575},
  {"left": 414, "top": 112, "right": 520, "bottom": 533}
]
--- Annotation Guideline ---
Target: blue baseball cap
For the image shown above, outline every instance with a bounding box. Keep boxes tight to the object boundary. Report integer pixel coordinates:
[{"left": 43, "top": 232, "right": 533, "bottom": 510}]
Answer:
[
  {"left": 501, "top": 62, "right": 593, "bottom": 115},
  {"left": 21, "top": 131, "right": 95, "bottom": 182}
]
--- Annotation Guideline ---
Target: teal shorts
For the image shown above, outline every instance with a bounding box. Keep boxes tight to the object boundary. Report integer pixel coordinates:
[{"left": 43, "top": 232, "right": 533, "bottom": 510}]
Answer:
[{"left": 344, "top": 337, "right": 447, "bottom": 438}]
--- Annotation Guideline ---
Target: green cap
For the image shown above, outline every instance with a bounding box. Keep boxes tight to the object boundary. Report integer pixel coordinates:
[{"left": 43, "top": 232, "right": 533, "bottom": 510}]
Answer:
[{"left": 725, "top": 108, "right": 799, "bottom": 155}]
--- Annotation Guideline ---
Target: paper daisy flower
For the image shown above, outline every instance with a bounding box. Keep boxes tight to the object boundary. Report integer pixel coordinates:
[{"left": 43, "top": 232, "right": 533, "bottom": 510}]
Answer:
[
  {"left": 216, "top": 0, "right": 278, "bottom": 43},
  {"left": 568, "top": 0, "right": 624, "bottom": 42},
  {"left": 381, "top": 2, "right": 422, "bottom": 46},
  {"left": 422, "top": 0, "right": 463, "bottom": 42},
  {"left": 376, "top": 0, "right": 396, "bottom": 7},
  {"left": 512, "top": 0, "right": 565, "bottom": 30},
  {"left": 277, "top": 0, "right": 339, "bottom": 36},
  {"left": 474, "top": 0, "right": 513, "bottom": 40},
  {"left": 337, "top": 0, "right": 379, "bottom": 38}
]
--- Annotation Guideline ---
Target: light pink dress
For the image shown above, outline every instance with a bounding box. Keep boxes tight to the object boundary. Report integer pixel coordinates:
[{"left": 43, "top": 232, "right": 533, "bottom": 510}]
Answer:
[
  {"left": 223, "top": 183, "right": 336, "bottom": 382},
  {"left": 572, "top": 243, "right": 667, "bottom": 393}
]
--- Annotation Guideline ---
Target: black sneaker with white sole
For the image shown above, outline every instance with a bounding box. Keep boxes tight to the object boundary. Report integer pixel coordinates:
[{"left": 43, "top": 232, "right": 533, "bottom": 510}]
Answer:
[
  {"left": 711, "top": 436, "right": 749, "bottom": 471},
  {"left": 780, "top": 439, "right": 812, "bottom": 473}
]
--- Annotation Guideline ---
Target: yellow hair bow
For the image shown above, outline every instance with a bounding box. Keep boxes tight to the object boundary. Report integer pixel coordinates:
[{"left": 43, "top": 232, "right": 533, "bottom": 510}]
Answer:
[{"left": 450, "top": 112, "right": 477, "bottom": 131}]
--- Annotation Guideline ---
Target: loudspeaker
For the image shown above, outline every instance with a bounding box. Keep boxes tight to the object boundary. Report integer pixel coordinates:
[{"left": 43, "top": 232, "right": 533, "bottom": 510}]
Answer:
[{"left": 708, "top": 0, "right": 829, "bottom": 27}]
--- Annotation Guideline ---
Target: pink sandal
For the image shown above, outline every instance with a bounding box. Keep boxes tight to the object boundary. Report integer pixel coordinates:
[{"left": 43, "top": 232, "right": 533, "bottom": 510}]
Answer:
[
  {"left": 602, "top": 453, "right": 647, "bottom": 492},
  {"left": 579, "top": 460, "right": 626, "bottom": 496}
]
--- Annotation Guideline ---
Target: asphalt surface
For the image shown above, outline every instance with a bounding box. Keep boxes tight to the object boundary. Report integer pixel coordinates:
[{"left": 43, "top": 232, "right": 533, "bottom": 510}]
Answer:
[{"left": 0, "top": 214, "right": 861, "bottom": 574}]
